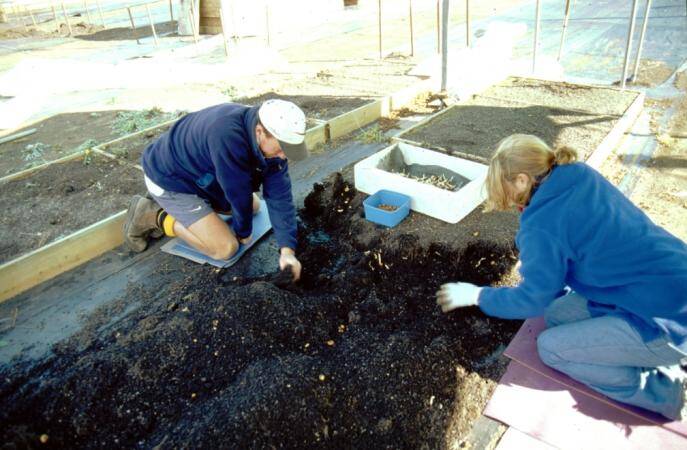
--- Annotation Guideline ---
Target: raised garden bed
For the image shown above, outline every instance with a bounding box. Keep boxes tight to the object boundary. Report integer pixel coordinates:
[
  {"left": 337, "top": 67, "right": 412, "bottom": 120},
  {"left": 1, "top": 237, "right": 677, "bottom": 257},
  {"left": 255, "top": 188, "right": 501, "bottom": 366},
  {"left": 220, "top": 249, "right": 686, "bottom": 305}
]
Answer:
[
  {"left": 0, "top": 109, "right": 180, "bottom": 179},
  {"left": 236, "top": 92, "right": 372, "bottom": 121},
  {"left": 0, "top": 173, "right": 522, "bottom": 448},
  {"left": 0, "top": 152, "right": 144, "bottom": 264},
  {"left": 479, "top": 77, "right": 638, "bottom": 116},
  {"left": 397, "top": 78, "right": 641, "bottom": 164}
]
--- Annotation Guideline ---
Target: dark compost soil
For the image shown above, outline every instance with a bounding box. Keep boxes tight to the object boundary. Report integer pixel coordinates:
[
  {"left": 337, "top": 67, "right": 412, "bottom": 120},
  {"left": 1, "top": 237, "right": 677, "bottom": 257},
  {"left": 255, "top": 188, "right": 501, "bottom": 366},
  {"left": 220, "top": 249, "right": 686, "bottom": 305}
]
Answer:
[
  {"left": 0, "top": 111, "right": 128, "bottom": 177},
  {"left": 236, "top": 92, "right": 371, "bottom": 121},
  {"left": 0, "top": 173, "right": 522, "bottom": 449},
  {"left": 0, "top": 153, "right": 145, "bottom": 263},
  {"left": 402, "top": 95, "right": 620, "bottom": 163}
]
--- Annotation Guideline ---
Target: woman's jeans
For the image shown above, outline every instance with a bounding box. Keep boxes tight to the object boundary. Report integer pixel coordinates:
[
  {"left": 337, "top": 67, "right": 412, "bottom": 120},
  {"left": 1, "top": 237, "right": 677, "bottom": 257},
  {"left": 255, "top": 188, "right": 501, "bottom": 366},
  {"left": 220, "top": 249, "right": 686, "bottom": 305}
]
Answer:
[{"left": 537, "top": 292, "right": 687, "bottom": 420}]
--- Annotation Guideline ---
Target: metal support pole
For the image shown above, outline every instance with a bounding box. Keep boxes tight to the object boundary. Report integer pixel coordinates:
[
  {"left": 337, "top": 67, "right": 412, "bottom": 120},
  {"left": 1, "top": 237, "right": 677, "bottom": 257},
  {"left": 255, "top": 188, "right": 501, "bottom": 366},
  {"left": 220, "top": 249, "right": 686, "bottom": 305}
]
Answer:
[
  {"left": 127, "top": 7, "right": 139, "bottom": 44},
  {"left": 145, "top": 4, "right": 159, "bottom": 46},
  {"left": 631, "top": 0, "right": 652, "bottom": 82},
  {"left": 532, "top": 0, "right": 541, "bottom": 73},
  {"left": 265, "top": 1, "right": 270, "bottom": 47},
  {"left": 621, "top": 0, "right": 640, "bottom": 89},
  {"left": 440, "top": 0, "right": 449, "bottom": 91},
  {"left": 436, "top": 0, "right": 440, "bottom": 53},
  {"left": 20, "top": 7, "right": 28, "bottom": 32},
  {"left": 378, "top": 0, "right": 382, "bottom": 59},
  {"left": 409, "top": 0, "right": 414, "bottom": 56},
  {"left": 28, "top": 8, "right": 37, "bottom": 27},
  {"left": 50, "top": 1, "right": 58, "bottom": 22},
  {"left": 219, "top": 6, "right": 229, "bottom": 56},
  {"left": 61, "top": 2, "right": 73, "bottom": 36},
  {"left": 95, "top": 0, "right": 105, "bottom": 26},
  {"left": 188, "top": 6, "right": 198, "bottom": 45},
  {"left": 50, "top": 1, "right": 59, "bottom": 31},
  {"left": 558, "top": 0, "right": 571, "bottom": 61},
  {"left": 169, "top": 0, "right": 174, "bottom": 21},
  {"left": 83, "top": 0, "right": 92, "bottom": 23},
  {"left": 191, "top": 0, "right": 200, "bottom": 39},
  {"left": 466, "top": 0, "right": 470, "bottom": 47}
]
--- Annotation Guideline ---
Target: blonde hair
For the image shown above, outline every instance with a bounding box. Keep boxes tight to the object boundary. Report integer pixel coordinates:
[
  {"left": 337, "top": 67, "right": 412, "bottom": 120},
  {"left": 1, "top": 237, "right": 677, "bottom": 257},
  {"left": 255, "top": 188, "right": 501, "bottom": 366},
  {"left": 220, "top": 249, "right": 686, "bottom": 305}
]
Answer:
[{"left": 484, "top": 134, "right": 577, "bottom": 212}]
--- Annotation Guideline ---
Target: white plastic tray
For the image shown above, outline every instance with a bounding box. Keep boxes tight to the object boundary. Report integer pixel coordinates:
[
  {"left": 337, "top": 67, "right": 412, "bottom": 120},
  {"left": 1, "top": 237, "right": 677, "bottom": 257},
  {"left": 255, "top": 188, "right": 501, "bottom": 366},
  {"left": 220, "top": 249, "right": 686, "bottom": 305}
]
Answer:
[{"left": 354, "top": 142, "right": 488, "bottom": 224}]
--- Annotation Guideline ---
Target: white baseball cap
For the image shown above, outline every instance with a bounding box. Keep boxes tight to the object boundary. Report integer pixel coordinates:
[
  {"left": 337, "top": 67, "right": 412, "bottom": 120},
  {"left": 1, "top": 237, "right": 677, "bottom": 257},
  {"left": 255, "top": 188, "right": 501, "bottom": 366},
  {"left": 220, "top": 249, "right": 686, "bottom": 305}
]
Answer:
[{"left": 258, "top": 99, "right": 309, "bottom": 161}]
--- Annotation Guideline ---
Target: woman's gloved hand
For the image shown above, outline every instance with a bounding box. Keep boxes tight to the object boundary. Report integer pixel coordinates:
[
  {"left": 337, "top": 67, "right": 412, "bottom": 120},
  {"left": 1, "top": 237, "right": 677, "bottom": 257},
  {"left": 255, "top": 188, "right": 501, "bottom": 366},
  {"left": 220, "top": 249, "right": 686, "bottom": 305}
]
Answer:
[{"left": 436, "top": 282, "right": 482, "bottom": 313}]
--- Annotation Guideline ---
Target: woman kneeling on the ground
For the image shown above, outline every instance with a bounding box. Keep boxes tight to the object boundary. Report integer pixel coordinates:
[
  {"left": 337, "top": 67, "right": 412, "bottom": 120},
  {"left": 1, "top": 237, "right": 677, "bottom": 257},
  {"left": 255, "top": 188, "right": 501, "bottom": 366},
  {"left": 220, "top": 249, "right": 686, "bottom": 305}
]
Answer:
[{"left": 437, "top": 134, "right": 687, "bottom": 420}]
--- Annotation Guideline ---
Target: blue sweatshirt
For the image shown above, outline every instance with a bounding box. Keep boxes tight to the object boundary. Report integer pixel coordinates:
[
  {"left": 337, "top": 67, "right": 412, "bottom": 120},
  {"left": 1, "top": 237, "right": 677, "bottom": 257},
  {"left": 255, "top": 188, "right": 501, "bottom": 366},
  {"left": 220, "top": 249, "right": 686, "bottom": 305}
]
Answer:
[
  {"left": 478, "top": 162, "right": 687, "bottom": 349},
  {"left": 141, "top": 103, "right": 297, "bottom": 250}
]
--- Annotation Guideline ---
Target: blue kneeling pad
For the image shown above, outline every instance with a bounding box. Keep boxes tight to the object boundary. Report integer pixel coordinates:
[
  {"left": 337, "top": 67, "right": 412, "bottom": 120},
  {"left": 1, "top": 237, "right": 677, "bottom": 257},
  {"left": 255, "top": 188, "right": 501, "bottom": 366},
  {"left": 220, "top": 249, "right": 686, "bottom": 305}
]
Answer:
[{"left": 160, "top": 200, "right": 272, "bottom": 268}]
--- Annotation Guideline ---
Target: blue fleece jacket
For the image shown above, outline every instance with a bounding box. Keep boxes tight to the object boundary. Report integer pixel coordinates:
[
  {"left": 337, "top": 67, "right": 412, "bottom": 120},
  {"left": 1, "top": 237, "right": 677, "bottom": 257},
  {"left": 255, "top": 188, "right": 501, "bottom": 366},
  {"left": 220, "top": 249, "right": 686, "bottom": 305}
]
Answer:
[
  {"left": 141, "top": 103, "right": 297, "bottom": 250},
  {"left": 478, "top": 162, "right": 687, "bottom": 349}
]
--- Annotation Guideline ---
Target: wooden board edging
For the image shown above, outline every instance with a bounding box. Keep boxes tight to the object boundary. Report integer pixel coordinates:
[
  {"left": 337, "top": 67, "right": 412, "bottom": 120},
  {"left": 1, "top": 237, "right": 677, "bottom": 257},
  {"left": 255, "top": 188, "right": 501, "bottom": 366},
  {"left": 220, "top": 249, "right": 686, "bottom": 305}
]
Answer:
[
  {"left": 304, "top": 122, "right": 328, "bottom": 151},
  {"left": 0, "top": 211, "right": 126, "bottom": 303},
  {"left": 0, "top": 150, "right": 87, "bottom": 184},
  {"left": 586, "top": 91, "right": 645, "bottom": 169},
  {"left": 328, "top": 99, "right": 389, "bottom": 141}
]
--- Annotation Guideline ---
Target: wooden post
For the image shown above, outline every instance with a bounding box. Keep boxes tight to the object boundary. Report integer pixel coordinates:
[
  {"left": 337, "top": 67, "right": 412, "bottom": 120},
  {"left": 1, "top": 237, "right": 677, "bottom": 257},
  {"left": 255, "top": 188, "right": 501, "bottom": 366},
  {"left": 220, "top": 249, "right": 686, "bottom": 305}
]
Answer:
[
  {"left": 621, "top": 0, "right": 639, "bottom": 89},
  {"left": 169, "top": 0, "right": 174, "bottom": 21},
  {"left": 145, "top": 4, "right": 159, "bottom": 46},
  {"left": 558, "top": 0, "right": 571, "bottom": 61},
  {"left": 61, "top": 1, "right": 73, "bottom": 36},
  {"left": 95, "top": 0, "right": 105, "bottom": 26},
  {"left": 265, "top": 1, "right": 270, "bottom": 47},
  {"left": 127, "top": 7, "right": 139, "bottom": 44},
  {"left": 466, "top": 0, "right": 471, "bottom": 47},
  {"left": 631, "top": 0, "right": 652, "bottom": 82},
  {"left": 219, "top": 6, "right": 229, "bottom": 56},
  {"left": 378, "top": 0, "right": 382, "bottom": 59},
  {"left": 83, "top": 0, "right": 92, "bottom": 23},
  {"left": 408, "top": 0, "right": 414, "bottom": 56},
  {"left": 532, "top": 0, "right": 541, "bottom": 73}
]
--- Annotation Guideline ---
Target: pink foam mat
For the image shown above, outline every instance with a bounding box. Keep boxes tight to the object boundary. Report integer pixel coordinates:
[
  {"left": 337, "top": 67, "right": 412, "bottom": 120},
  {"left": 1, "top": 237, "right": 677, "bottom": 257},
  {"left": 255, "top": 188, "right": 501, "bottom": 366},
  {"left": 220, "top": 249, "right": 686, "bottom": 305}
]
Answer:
[
  {"left": 485, "top": 360, "right": 687, "bottom": 449},
  {"left": 502, "top": 317, "right": 687, "bottom": 438}
]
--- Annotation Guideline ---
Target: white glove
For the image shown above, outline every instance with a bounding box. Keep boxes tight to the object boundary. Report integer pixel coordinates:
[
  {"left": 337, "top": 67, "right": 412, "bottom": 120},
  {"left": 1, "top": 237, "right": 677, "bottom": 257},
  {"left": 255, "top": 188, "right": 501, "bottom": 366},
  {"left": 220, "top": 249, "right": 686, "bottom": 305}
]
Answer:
[
  {"left": 436, "top": 282, "right": 482, "bottom": 313},
  {"left": 279, "top": 249, "right": 302, "bottom": 282}
]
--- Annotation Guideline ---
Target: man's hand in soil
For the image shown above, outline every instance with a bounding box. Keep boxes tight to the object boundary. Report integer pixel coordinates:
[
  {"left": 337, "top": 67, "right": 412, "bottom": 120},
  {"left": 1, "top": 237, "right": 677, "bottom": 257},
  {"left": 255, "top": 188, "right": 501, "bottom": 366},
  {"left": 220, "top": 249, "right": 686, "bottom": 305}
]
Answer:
[
  {"left": 279, "top": 248, "right": 302, "bottom": 282},
  {"left": 436, "top": 282, "right": 482, "bottom": 313}
]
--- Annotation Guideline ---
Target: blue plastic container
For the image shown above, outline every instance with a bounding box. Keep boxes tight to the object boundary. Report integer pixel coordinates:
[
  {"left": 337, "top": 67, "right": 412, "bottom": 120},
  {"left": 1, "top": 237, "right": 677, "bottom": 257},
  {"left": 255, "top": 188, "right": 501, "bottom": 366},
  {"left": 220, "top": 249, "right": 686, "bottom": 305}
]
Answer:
[{"left": 363, "top": 190, "right": 411, "bottom": 227}]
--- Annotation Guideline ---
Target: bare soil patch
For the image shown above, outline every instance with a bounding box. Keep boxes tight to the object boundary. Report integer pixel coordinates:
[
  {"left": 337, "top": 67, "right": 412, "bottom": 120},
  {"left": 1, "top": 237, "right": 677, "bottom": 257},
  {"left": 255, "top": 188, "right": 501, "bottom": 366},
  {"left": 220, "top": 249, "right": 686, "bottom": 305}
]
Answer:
[
  {"left": 0, "top": 153, "right": 145, "bottom": 263},
  {"left": 0, "top": 21, "right": 104, "bottom": 40},
  {"left": 629, "top": 60, "right": 675, "bottom": 87},
  {"left": 236, "top": 92, "right": 371, "bottom": 121},
  {"left": 402, "top": 96, "right": 619, "bottom": 162},
  {"left": 100, "top": 123, "right": 172, "bottom": 165},
  {"left": 0, "top": 173, "right": 522, "bottom": 448},
  {"left": 76, "top": 20, "right": 177, "bottom": 42},
  {"left": 674, "top": 70, "right": 687, "bottom": 91},
  {"left": 0, "top": 111, "right": 126, "bottom": 177},
  {"left": 480, "top": 77, "right": 638, "bottom": 116}
]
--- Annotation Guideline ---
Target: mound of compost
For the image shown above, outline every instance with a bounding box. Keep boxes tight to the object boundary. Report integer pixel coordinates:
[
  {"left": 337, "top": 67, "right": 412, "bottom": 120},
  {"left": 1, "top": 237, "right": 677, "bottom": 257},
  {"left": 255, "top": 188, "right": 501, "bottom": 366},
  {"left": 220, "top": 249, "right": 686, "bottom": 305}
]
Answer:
[{"left": 0, "top": 174, "right": 520, "bottom": 449}]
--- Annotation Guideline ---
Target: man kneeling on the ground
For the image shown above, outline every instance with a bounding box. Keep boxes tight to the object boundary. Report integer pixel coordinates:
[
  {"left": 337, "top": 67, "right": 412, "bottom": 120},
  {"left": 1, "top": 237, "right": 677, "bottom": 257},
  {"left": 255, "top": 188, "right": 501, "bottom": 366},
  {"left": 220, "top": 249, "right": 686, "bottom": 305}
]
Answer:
[{"left": 123, "top": 99, "right": 308, "bottom": 280}]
